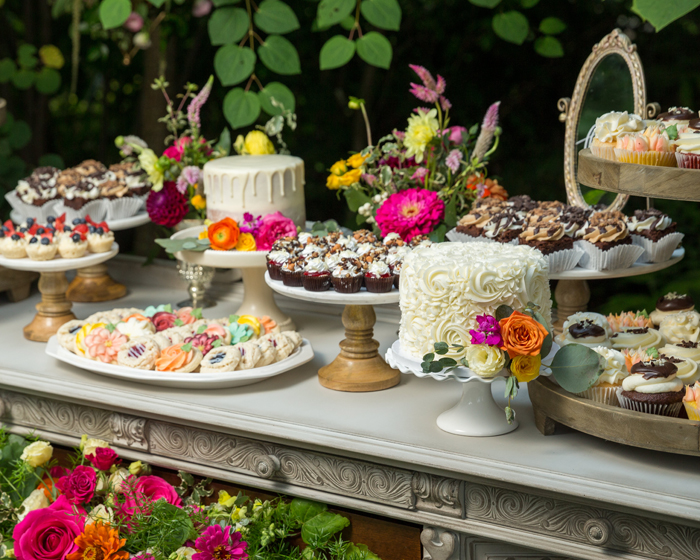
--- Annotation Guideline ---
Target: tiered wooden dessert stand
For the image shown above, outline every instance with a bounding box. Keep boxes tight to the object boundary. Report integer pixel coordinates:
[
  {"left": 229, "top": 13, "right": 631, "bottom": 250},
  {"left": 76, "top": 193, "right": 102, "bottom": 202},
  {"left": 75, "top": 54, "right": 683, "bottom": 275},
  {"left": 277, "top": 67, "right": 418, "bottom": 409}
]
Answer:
[{"left": 531, "top": 149, "right": 698, "bottom": 455}]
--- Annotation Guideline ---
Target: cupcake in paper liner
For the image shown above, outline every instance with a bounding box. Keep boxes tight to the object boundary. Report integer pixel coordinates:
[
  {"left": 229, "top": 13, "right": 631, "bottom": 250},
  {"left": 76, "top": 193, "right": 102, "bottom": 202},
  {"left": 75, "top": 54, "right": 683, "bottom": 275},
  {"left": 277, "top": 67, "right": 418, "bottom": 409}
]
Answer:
[
  {"left": 479, "top": 211, "right": 524, "bottom": 244},
  {"left": 617, "top": 357, "right": 685, "bottom": 417},
  {"left": 657, "top": 106, "right": 698, "bottom": 128},
  {"left": 547, "top": 246, "right": 584, "bottom": 273},
  {"left": 683, "top": 382, "right": 700, "bottom": 421},
  {"left": 659, "top": 340, "right": 700, "bottom": 363},
  {"left": 661, "top": 354, "right": 700, "bottom": 385},
  {"left": 106, "top": 196, "right": 143, "bottom": 220},
  {"left": 590, "top": 111, "right": 644, "bottom": 161},
  {"left": 55, "top": 198, "right": 108, "bottom": 223},
  {"left": 556, "top": 312, "right": 612, "bottom": 349},
  {"left": 673, "top": 121, "right": 700, "bottom": 168},
  {"left": 576, "top": 210, "right": 643, "bottom": 271},
  {"left": 517, "top": 220, "right": 575, "bottom": 268},
  {"left": 573, "top": 346, "right": 627, "bottom": 406},
  {"left": 614, "top": 128, "right": 676, "bottom": 167},
  {"left": 452, "top": 209, "right": 495, "bottom": 241},
  {"left": 659, "top": 310, "right": 700, "bottom": 345},
  {"left": 626, "top": 208, "right": 683, "bottom": 263}
]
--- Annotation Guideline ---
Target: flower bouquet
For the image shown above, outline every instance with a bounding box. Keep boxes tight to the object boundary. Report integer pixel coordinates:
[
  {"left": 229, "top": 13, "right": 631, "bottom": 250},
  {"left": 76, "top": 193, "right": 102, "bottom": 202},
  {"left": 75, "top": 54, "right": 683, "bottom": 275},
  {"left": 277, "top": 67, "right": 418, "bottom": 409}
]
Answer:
[
  {"left": 327, "top": 64, "right": 508, "bottom": 241},
  {"left": 1, "top": 432, "right": 382, "bottom": 560},
  {"left": 421, "top": 303, "right": 606, "bottom": 422}
]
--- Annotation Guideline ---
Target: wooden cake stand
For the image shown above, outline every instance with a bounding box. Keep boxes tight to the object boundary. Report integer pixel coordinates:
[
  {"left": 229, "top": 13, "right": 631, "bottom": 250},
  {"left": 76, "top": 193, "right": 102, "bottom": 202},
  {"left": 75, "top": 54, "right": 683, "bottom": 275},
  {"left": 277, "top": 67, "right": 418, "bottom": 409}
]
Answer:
[
  {"left": 0, "top": 244, "right": 119, "bottom": 342},
  {"left": 265, "top": 272, "right": 400, "bottom": 392}
]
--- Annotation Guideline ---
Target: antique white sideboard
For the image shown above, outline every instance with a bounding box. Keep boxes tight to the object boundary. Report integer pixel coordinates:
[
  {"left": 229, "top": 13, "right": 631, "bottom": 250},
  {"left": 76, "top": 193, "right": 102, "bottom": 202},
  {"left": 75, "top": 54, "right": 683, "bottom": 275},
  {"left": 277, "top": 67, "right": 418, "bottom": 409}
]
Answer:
[{"left": 0, "top": 257, "right": 698, "bottom": 560}]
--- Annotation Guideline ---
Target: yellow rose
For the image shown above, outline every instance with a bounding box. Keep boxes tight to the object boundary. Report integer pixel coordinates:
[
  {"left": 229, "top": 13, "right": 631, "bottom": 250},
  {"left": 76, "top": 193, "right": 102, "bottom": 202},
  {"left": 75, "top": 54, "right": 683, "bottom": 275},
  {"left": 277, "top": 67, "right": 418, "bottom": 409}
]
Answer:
[
  {"left": 235, "top": 232, "right": 257, "bottom": 251},
  {"left": 108, "top": 467, "right": 130, "bottom": 492},
  {"left": 339, "top": 168, "right": 362, "bottom": 186},
  {"left": 18, "top": 489, "right": 50, "bottom": 521},
  {"left": 82, "top": 438, "right": 110, "bottom": 457},
  {"left": 510, "top": 354, "right": 542, "bottom": 383},
  {"left": 243, "top": 131, "right": 275, "bottom": 155},
  {"left": 347, "top": 152, "right": 368, "bottom": 168},
  {"left": 326, "top": 174, "right": 342, "bottom": 190},
  {"left": 20, "top": 441, "right": 53, "bottom": 468},
  {"left": 329, "top": 160, "right": 348, "bottom": 175},
  {"left": 191, "top": 194, "right": 206, "bottom": 210},
  {"left": 87, "top": 504, "right": 114, "bottom": 525}
]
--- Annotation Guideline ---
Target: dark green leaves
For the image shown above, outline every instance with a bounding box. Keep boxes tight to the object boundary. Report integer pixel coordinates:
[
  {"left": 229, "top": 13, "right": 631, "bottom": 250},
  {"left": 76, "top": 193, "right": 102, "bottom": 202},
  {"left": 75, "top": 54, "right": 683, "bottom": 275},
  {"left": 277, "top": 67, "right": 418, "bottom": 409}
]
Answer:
[
  {"left": 343, "top": 188, "right": 371, "bottom": 212},
  {"left": 18, "top": 45, "right": 38, "bottom": 69},
  {"left": 539, "top": 16, "right": 566, "bottom": 34},
  {"left": 320, "top": 36, "right": 355, "bottom": 70},
  {"left": 434, "top": 342, "right": 449, "bottom": 355},
  {"left": 356, "top": 32, "right": 392, "bottom": 69},
  {"left": 583, "top": 189, "right": 606, "bottom": 206},
  {"left": 208, "top": 7, "right": 249, "bottom": 45},
  {"left": 495, "top": 305, "right": 513, "bottom": 321},
  {"left": 7, "top": 120, "right": 31, "bottom": 149},
  {"left": 258, "top": 81, "right": 295, "bottom": 115},
  {"left": 99, "top": 0, "right": 132, "bottom": 30},
  {"left": 549, "top": 344, "right": 603, "bottom": 393},
  {"left": 35, "top": 68, "right": 61, "bottom": 94},
  {"left": 0, "top": 59, "right": 16, "bottom": 82},
  {"left": 155, "top": 237, "right": 211, "bottom": 254},
  {"left": 289, "top": 498, "right": 328, "bottom": 523},
  {"left": 223, "top": 88, "right": 261, "bottom": 129},
  {"left": 469, "top": 0, "right": 501, "bottom": 7},
  {"left": 214, "top": 45, "right": 256, "bottom": 86},
  {"left": 360, "top": 0, "right": 402, "bottom": 31},
  {"left": 259, "top": 35, "right": 301, "bottom": 74},
  {"left": 631, "top": 0, "right": 700, "bottom": 31},
  {"left": 534, "top": 37, "right": 563, "bottom": 58},
  {"left": 492, "top": 11, "right": 529, "bottom": 45},
  {"left": 317, "top": 0, "right": 356, "bottom": 28},
  {"left": 254, "top": 0, "right": 300, "bottom": 34}
]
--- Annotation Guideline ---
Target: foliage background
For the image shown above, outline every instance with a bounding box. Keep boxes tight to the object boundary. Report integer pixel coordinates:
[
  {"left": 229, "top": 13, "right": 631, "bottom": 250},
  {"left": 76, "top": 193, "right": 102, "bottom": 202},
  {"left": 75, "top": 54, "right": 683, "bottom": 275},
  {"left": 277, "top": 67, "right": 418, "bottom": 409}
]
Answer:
[{"left": 1, "top": 0, "right": 700, "bottom": 314}]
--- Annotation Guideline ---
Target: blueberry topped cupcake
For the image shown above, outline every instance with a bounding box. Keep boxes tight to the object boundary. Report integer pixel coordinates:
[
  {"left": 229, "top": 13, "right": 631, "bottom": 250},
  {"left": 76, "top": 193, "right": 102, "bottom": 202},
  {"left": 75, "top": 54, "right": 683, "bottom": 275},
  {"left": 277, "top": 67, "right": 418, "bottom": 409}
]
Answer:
[
  {"left": 619, "top": 357, "right": 685, "bottom": 416},
  {"left": 651, "top": 292, "right": 694, "bottom": 326}
]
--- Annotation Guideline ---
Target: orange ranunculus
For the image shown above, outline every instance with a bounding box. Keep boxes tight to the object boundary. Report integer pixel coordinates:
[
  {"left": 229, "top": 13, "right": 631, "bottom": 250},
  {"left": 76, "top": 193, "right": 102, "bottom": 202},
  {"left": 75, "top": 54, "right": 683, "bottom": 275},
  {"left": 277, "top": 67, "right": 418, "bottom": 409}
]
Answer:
[
  {"left": 208, "top": 217, "right": 240, "bottom": 251},
  {"left": 499, "top": 310, "right": 549, "bottom": 359},
  {"left": 67, "top": 521, "right": 128, "bottom": 560}
]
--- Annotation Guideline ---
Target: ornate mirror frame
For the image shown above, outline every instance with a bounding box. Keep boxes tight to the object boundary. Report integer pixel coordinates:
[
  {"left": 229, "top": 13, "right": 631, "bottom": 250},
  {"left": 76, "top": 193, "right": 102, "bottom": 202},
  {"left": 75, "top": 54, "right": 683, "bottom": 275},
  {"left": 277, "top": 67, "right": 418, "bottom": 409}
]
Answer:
[{"left": 558, "top": 29, "right": 657, "bottom": 211}]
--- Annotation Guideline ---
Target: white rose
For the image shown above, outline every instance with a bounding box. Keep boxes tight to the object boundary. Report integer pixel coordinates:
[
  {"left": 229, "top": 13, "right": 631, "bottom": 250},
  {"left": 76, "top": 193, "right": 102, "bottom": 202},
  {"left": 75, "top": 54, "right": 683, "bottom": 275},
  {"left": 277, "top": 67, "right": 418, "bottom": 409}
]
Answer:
[
  {"left": 20, "top": 441, "right": 53, "bottom": 468},
  {"left": 82, "top": 438, "right": 110, "bottom": 458},
  {"left": 173, "top": 547, "right": 197, "bottom": 560},
  {"left": 18, "top": 489, "right": 49, "bottom": 521},
  {"left": 465, "top": 344, "right": 506, "bottom": 378},
  {"left": 87, "top": 504, "right": 114, "bottom": 525},
  {"left": 108, "top": 467, "right": 130, "bottom": 492}
]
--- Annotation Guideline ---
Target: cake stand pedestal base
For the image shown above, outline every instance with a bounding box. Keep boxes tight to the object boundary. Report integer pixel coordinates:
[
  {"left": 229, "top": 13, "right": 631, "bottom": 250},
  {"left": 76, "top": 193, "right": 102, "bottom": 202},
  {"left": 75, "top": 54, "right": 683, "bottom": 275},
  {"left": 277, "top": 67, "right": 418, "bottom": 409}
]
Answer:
[
  {"left": 238, "top": 268, "right": 295, "bottom": 332},
  {"left": 318, "top": 304, "right": 400, "bottom": 392},
  {"left": 24, "top": 271, "right": 76, "bottom": 342},
  {"left": 553, "top": 279, "right": 590, "bottom": 336},
  {"left": 67, "top": 264, "right": 127, "bottom": 302},
  {"left": 436, "top": 380, "right": 519, "bottom": 437}
]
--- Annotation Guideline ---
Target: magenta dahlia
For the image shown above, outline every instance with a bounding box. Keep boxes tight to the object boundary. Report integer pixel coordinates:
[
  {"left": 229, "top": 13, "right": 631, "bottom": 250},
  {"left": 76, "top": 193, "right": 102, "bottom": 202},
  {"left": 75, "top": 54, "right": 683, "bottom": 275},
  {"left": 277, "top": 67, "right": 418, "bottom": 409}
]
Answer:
[
  {"left": 193, "top": 525, "right": 247, "bottom": 560},
  {"left": 146, "top": 180, "right": 189, "bottom": 227},
  {"left": 375, "top": 188, "right": 444, "bottom": 242}
]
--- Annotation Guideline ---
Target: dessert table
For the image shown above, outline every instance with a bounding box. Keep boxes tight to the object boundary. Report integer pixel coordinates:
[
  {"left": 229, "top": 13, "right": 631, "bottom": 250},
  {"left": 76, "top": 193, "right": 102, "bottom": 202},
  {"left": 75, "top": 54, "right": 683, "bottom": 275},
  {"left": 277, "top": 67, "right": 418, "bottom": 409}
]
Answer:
[{"left": 1, "top": 257, "right": 699, "bottom": 560}]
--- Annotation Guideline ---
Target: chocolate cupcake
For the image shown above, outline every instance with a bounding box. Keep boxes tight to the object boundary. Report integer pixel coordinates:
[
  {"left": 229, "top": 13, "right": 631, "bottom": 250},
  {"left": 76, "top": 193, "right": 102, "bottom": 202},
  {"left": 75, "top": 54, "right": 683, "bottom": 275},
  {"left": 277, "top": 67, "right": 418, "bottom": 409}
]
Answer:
[
  {"left": 281, "top": 256, "right": 305, "bottom": 287},
  {"left": 657, "top": 106, "right": 697, "bottom": 127},
  {"left": 62, "top": 180, "right": 101, "bottom": 210},
  {"left": 331, "top": 257, "right": 364, "bottom": 293},
  {"left": 557, "top": 312, "right": 612, "bottom": 348},
  {"left": 504, "top": 194, "right": 537, "bottom": 217},
  {"left": 650, "top": 292, "right": 695, "bottom": 326},
  {"left": 266, "top": 250, "right": 289, "bottom": 281},
  {"left": 627, "top": 208, "right": 682, "bottom": 263},
  {"left": 455, "top": 210, "right": 492, "bottom": 238},
  {"left": 618, "top": 358, "right": 685, "bottom": 416},
  {"left": 364, "top": 259, "right": 394, "bottom": 293},
  {"left": 560, "top": 205, "right": 590, "bottom": 238},
  {"left": 481, "top": 211, "right": 524, "bottom": 243},
  {"left": 518, "top": 222, "right": 573, "bottom": 255},
  {"left": 576, "top": 211, "right": 643, "bottom": 271},
  {"left": 302, "top": 257, "right": 331, "bottom": 291}
]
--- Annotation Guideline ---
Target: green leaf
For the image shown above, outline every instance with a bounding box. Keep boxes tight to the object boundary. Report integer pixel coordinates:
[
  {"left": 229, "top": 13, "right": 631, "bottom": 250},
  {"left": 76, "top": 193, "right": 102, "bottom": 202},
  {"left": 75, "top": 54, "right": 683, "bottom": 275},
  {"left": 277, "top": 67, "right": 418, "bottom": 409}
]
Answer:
[
  {"left": 505, "top": 374, "right": 515, "bottom": 398},
  {"left": 340, "top": 15, "right": 355, "bottom": 30},
  {"left": 8, "top": 120, "right": 31, "bottom": 149},
  {"left": 213, "top": 0, "right": 240, "bottom": 5},
  {"left": 259, "top": 35, "right": 301, "bottom": 75},
  {"left": 356, "top": 213, "right": 368, "bottom": 226},
  {"left": 429, "top": 361, "right": 444, "bottom": 373},
  {"left": 208, "top": 7, "right": 249, "bottom": 45},
  {"left": 539, "top": 16, "right": 566, "bottom": 34},
  {"left": 38, "top": 153, "right": 64, "bottom": 169},
  {"left": 444, "top": 197, "right": 457, "bottom": 228},
  {"left": 469, "top": 0, "right": 501, "bottom": 7},
  {"left": 258, "top": 81, "right": 295, "bottom": 115},
  {"left": 182, "top": 241, "right": 198, "bottom": 250},
  {"left": 420, "top": 361, "right": 432, "bottom": 373},
  {"left": 317, "top": 0, "right": 355, "bottom": 28},
  {"left": 343, "top": 188, "right": 371, "bottom": 212},
  {"left": 439, "top": 357, "right": 457, "bottom": 367},
  {"left": 290, "top": 498, "right": 328, "bottom": 523},
  {"left": 346, "top": 543, "right": 382, "bottom": 560},
  {"left": 550, "top": 344, "right": 603, "bottom": 393},
  {"left": 434, "top": 342, "right": 449, "bottom": 355},
  {"left": 216, "top": 127, "right": 231, "bottom": 155},
  {"left": 35, "top": 67, "right": 61, "bottom": 94},
  {"left": 520, "top": 0, "right": 539, "bottom": 6},
  {"left": 540, "top": 332, "right": 552, "bottom": 360},
  {"left": 666, "top": 123, "right": 679, "bottom": 140},
  {"left": 495, "top": 304, "right": 513, "bottom": 321},
  {"left": 505, "top": 406, "right": 515, "bottom": 424},
  {"left": 254, "top": 0, "right": 300, "bottom": 34},
  {"left": 323, "top": 219, "right": 340, "bottom": 231},
  {"left": 428, "top": 224, "right": 446, "bottom": 243},
  {"left": 197, "top": 324, "right": 207, "bottom": 334},
  {"left": 146, "top": 0, "right": 166, "bottom": 5},
  {"left": 174, "top": 318, "right": 185, "bottom": 326},
  {"left": 583, "top": 189, "right": 605, "bottom": 206},
  {"left": 155, "top": 237, "right": 211, "bottom": 253},
  {"left": 492, "top": 11, "right": 529, "bottom": 45},
  {"left": 356, "top": 32, "right": 392, "bottom": 69},
  {"left": 534, "top": 36, "right": 564, "bottom": 58},
  {"left": 223, "top": 88, "right": 261, "bottom": 129},
  {"left": 0, "top": 58, "right": 16, "bottom": 82},
  {"left": 39, "top": 45, "right": 65, "bottom": 69},
  {"left": 320, "top": 35, "right": 356, "bottom": 70},
  {"left": 422, "top": 352, "right": 435, "bottom": 362},
  {"left": 99, "top": 0, "right": 132, "bottom": 30},
  {"left": 302, "top": 512, "right": 350, "bottom": 546},
  {"left": 11, "top": 69, "right": 35, "bottom": 90},
  {"left": 631, "top": 0, "right": 700, "bottom": 32},
  {"left": 105, "top": 322, "right": 116, "bottom": 333},
  {"left": 17, "top": 44, "right": 38, "bottom": 69},
  {"left": 360, "top": 0, "right": 402, "bottom": 31},
  {"left": 214, "top": 45, "right": 256, "bottom": 86},
  {"left": 181, "top": 342, "right": 193, "bottom": 352}
]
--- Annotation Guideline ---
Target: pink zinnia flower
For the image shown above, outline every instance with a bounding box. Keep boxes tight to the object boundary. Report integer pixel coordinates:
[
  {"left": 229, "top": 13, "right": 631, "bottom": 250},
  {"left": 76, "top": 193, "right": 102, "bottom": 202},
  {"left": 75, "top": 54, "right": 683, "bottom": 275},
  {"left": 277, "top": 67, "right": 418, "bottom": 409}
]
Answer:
[
  {"left": 446, "top": 149, "right": 461, "bottom": 173},
  {"left": 255, "top": 211, "right": 297, "bottom": 251},
  {"left": 375, "top": 188, "right": 444, "bottom": 242},
  {"left": 193, "top": 525, "right": 247, "bottom": 560}
]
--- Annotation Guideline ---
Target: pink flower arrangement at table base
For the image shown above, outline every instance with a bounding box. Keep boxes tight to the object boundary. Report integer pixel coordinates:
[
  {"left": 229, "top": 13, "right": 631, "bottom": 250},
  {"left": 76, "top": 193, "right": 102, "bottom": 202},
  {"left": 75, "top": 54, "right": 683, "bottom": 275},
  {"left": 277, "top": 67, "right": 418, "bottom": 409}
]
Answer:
[{"left": 375, "top": 188, "right": 445, "bottom": 242}]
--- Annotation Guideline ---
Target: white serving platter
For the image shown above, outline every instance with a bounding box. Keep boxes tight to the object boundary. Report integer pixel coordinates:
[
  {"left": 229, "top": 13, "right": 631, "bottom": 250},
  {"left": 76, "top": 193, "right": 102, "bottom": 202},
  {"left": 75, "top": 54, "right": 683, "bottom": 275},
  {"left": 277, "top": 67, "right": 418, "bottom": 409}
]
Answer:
[{"left": 0, "top": 243, "right": 119, "bottom": 272}]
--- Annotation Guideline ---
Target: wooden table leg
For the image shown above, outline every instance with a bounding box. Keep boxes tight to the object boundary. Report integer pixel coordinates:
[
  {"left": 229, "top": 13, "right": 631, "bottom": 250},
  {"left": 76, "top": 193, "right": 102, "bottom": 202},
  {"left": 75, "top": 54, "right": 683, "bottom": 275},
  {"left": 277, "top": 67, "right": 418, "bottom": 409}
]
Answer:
[
  {"left": 553, "top": 279, "right": 590, "bottom": 336},
  {"left": 318, "top": 304, "right": 400, "bottom": 392},
  {"left": 23, "top": 271, "right": 76, "bottom": 342},
  {"left": 66, "top": 263, "right": 127, "bottom": 302}
]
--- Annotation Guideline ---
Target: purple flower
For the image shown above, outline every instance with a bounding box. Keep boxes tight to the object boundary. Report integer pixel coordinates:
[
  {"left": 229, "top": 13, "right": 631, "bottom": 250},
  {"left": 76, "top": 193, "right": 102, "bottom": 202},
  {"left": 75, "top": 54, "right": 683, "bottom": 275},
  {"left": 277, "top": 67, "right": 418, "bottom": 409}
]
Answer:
[
  {"left": 124, "top": 12, "right": 144, "bottom": 33},
  {"left": 240, "top": 213, "right": 262, "bottom": 235},
  {"left": 361, "top": 173, "right": 376, "bottom": 186},
  {"left": 183, "top": 165, "right": 202, "bottom": 185},
  {"left": 483, "top": 101, "right": 500, "bottom": 131},
  {"left": 409, "top": 64, "right": 437, "bottom": 91},
  {"left": 470, "top": 314, "right": 502, "bottom": 346},
  {"left": 411, "top": 167, "right": 429, "bottom": 181},
  {"left": 470, "top": 330, "right": 486, "bottom": 345},
  {"left": 243, "top": 212, "right": 254, "bottom": 222},
  {"left": 409, "top": 64, "right": 450, "bottom": 109},
  {"left": 409, "top": 83, "right": 439, "bottom": 104},
  {"left": 193, "top": 525, "right": 248, "bottom": 560},
  {"left": 440, "top": 96, "right": 451, "bottom": 111},
  {"left": 187, "top": 76, "right": 213, "bottom": 128},
  {"left": 476, "top": 314, "right": 499, "bottom": 332},
  {"left": 445, "top": 150, "right": 461, "bottom": 173}
]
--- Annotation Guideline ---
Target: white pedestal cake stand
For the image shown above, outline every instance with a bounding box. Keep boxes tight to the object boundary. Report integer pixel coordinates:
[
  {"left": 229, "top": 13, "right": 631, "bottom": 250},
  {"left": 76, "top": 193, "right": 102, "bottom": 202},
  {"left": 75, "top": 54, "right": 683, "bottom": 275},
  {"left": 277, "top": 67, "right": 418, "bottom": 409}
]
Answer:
[
  {"left": 172, "top": 226, "right": 295, "bottom": 331},
  {"left": 0, "top": 244, "right": 119, "bottom": 341},
  {"left": 265, "top": 272, "right": 401, "bottom": 392},
  {"left": 549, "top": 247, "right": 684, "bottom": 334},
  {"left": 385, "top": 340, "right": 558, "bottom": 437}
]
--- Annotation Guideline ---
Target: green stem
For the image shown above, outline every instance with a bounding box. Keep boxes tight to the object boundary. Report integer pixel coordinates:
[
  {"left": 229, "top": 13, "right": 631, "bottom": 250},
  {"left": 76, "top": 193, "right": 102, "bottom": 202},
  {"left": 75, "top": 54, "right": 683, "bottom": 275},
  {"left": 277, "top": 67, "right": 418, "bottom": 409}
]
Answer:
[{"left": 360, "top": 104, "right": 372, "bottom": 147}]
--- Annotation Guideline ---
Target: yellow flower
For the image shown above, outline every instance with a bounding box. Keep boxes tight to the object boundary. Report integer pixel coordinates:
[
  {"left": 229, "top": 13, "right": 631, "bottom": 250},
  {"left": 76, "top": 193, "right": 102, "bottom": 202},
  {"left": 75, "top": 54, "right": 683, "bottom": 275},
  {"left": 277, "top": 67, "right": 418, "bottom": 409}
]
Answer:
[
  {"left": 347, "top": 152, "right": 368, "bottom": 168},
  {"left": 404, "top": 108, "right": 439, "bottom": 163},
  {"left": 234, "top": 134, "right": 245, "bottom": 154},
  {"left": 329, "top": 160, "right": 348, "bottom": 175},
  {"left": 243, "top": 131, "right": 276, "bottom": 155},
  {"left": 510, "top": 354, "right": 542, "bottom": 383},
  {"left": 339, "top": 168, "right": 362, "bottom": 186},
  {"left": 191, "top": 194, "right": 206, "bottom": 210},
  {"left": 230, "top": 505, "right": 248, "bottom": 523},
  {"left": 235, "top": 232, "right": 257, "bottom": 252},
  {"left": 20, "top": 441, "right": 53, "bottom": 468},
  {"left": 138, "top": 149, "right": 164, "bottom": 191},
  {"left": 326, "top": 174, "right": 342, "bottom": 190},
  {"left": 218, "top": 490, "right": 237, "bottom": 507},
  {"left": 238, "top": 314, "right": 261, "bottom": 336},
  {"left": 198, "top": 230, "right": 208, "bottom": 240}
]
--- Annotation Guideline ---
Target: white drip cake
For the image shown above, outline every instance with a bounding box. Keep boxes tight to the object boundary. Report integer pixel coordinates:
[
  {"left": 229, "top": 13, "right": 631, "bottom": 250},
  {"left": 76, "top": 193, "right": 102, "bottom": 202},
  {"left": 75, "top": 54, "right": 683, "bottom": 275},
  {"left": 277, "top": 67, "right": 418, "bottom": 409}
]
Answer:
[
  {"left": 399, "top": 242, "right": 552, "bottom": 359},
  {"left": 203, "top": 155, "right": 306, "bottom": 227}
]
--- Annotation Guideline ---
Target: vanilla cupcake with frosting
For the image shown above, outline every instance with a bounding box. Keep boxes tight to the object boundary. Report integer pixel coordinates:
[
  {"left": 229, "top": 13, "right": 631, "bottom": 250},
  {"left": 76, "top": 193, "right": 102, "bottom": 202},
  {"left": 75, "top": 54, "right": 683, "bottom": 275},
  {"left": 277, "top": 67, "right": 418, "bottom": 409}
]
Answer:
[
  {"left": 611, "top": 327, "right": 662, "bottom": 351},
  {"left": 591, "top": 111, "right": 644, "bottom": 161},
  {"left": 651, "top": 292, "right": 694, "bottom": 326},
  {"left": 574, "top": 346, "right": 627, "bottom": 406},
  {"left": 659, "top": 340, "right": 700, "bottom": 363},
  {"left": 618, "top": 357, "right": 685, "bottom": 416},
  {"left": 557, "top": 312, "right": 612, "bottom": 348},
  {"left": 660, "top": 354, "right": 700, "bottom": 385},
  {"left": 657, "top": 106, "right": 697, "bottom": 128},
  {"left": 659, "top": 310, "right": 700, "bottom": 344},
  {"left": 674, "top": 128, "right": 700, "bottom": 169}
]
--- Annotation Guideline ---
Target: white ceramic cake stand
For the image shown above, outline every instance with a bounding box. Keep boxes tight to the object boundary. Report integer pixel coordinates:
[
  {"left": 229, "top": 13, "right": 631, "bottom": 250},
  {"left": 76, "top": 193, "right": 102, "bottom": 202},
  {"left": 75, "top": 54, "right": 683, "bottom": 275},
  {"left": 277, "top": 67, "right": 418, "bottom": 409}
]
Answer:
[
  {"left": 265, "top": 271, "right": 401, "bottom": 392},
  {"left": 0, "top": 244, "right": 119, "bottom": 342},
  {"left": 172, "top": 226, "right": 295, "bottom": 331},
  {"left": 385, "top": 340, "right": 558, "bottom": 437}
]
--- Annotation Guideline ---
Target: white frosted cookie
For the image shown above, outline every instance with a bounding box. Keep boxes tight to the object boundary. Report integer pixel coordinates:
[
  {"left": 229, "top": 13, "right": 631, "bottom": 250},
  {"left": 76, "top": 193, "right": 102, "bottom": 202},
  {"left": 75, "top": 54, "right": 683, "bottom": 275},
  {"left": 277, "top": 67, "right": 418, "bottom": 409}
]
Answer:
[
  {"left": 236, "top": 342, "right": 262, "bottom": 370},
  {"left": 85, "top": 311, "right": 122, "bottom": 325},
  {"left": 256, "top": 338, "right": 279, "bottom": 367},
  {"left": 201, "top": 346, "right": 241, "bottom": 373},
  {"left": 111, "top": 307, "right": 146, "bottom": 320},
  {"left": 117, "top": 338, "right": 159, "bottom": 370},
  {"left": 57, "top": 320, "right": 86, "bottom": 353},
  {"left": 261, "top": 333, "right": 294, "bottom": 360},
  {"left": 281, "top": 331, "right": 302, "bottom": 351},
  {"left": 151, "top": 332, "right": 184, "bottom": 351},
  {"left": 116, "top": 317, "right": 156, "bottom": 339}
]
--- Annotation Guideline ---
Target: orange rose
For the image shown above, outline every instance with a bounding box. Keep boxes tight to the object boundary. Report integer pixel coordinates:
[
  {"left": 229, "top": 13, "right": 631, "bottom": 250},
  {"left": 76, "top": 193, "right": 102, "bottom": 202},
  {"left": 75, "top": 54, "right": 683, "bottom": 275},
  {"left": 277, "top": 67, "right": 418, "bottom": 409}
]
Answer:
[
  {"left": 499, "top": 310, "right": 548, "bottom": 359},
  {"left": 208, "top": 217, "right": 240, "bottom": 251}
]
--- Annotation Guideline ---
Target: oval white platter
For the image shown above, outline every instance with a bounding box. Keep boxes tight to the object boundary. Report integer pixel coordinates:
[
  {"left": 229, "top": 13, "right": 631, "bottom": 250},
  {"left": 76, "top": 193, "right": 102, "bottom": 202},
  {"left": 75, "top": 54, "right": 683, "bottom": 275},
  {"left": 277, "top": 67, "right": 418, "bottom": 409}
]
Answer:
[
  {"left": 11, "top": 210, "right": 150, "bottom": 232},
  {"left": 171, "top": 226, "right": 267, "bottom": 268},
  {"left": 0, "top": 243, "right": 119, "bottom": 273},
  {"left": 45, "top": 335, "right": 314, "bottom": 389},
  {"left": 264, "top": 271, "right": 399, "bottom": 305}
]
